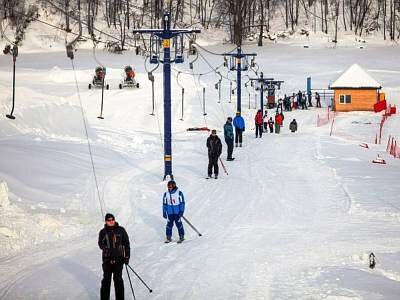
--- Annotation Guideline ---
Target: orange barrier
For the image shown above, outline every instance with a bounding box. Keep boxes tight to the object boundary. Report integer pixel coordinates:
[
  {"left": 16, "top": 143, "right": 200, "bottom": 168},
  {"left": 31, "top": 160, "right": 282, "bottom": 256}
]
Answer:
[
  {"left": 372, "top": 156, "right": 386, "bottom": 164},
  {"left": 317, "top": 107, "right": 335, "bottom": 127},
  {"left": 386, "top": 136, "right": 400, "bottom": 159}
]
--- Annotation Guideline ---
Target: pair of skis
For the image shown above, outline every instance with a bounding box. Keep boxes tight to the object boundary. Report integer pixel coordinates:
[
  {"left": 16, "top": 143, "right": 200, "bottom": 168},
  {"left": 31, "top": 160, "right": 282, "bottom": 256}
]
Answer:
[
  {"left": 206, "top": 158, "right": 229, "bottom": 179},
  {"left": 165, "top": 238, "right": 185, "bottom": 244},
  {"left": 164, "top": 216, "right": 202, "bottom": 243}
]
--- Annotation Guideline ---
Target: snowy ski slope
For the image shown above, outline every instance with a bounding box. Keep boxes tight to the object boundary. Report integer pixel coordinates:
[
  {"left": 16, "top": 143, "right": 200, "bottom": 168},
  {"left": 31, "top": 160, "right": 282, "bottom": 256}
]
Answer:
[{"left": 0, "top": 36, "right": 400, "bottom": 299}]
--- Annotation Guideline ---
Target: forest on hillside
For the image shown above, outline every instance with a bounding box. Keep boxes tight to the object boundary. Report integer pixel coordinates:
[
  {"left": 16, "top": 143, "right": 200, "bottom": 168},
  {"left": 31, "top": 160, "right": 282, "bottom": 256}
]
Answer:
[{"left": 1, "top": 0, "right": 400, "bottom": 49}]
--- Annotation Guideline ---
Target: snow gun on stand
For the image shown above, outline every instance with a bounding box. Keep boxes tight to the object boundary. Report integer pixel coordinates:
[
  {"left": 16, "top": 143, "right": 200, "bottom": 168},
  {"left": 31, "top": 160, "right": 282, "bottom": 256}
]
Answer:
[
  {"left": 89, "top": 66, "right": 109, "bottom": 90},
  {"left": 119, "top": 65, "right": 139, "bottom": 89}
]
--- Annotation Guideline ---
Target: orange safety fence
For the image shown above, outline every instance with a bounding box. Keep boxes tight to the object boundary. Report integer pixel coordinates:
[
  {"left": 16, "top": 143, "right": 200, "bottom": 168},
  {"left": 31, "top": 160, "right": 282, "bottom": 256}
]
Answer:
[
  {"left": 317, "top": 107, "right": 335, "bottom": 127},
  {"left": 386, "top": 136, "right": 400, "bottom": 159}
]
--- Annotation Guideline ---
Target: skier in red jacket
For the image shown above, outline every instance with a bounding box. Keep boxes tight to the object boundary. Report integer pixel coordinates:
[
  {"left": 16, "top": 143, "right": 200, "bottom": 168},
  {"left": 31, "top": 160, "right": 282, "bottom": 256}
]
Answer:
[
  {"left": 255, "top": 109, "right": 263, "bottom": 138},
  {"left": 275, "top": 112, "right": 283, "bottom": 134}
]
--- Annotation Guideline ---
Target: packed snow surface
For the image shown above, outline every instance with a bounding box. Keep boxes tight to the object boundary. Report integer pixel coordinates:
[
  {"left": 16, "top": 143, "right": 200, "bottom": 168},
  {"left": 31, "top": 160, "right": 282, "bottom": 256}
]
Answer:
[{"left": 0, "top": 34, "right": 400, "bottom": 300}]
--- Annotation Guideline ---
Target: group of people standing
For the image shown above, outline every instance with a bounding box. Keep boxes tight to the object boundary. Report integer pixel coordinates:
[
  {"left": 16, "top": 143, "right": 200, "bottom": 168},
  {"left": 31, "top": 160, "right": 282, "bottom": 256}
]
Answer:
[
  {"left": 278, "top": 91, "right": 322, "bottom": 111},
  {"left": 206, "top": 107, "right": 299, "bottom": 179},
  {"left": 255, "top": 109, "right": 291, "bottom": 136},
  {"left": 205, "top": 111, "right": 245, "bottom": 179}
]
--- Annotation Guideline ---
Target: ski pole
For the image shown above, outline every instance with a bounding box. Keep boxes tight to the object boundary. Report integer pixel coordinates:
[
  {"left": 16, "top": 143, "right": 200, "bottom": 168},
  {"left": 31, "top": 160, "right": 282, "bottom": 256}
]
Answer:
[
  {"left": 182, "top": 216, "right": 202, "bottom": 236},
  {"left": 127, "top": 264, "right": 153, "bottom": 293},
  {"left": 219, "top": 157, "right": 228, "bottom": 175},
  {"left": 125, "top": 265, "right": 136, "bottom": 300}
]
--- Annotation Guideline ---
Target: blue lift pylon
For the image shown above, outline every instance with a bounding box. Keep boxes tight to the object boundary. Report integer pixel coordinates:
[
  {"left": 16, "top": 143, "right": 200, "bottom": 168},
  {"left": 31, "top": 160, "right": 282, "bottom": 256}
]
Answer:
[
  {"left": 250, "top": 72, "right": 284, "bottom": 111},
  {"left": 132, "top": 13, "right": 200, "bottom": 181},
  {"left": 222, "top": 47, "right": 256, "bottom": 113}
]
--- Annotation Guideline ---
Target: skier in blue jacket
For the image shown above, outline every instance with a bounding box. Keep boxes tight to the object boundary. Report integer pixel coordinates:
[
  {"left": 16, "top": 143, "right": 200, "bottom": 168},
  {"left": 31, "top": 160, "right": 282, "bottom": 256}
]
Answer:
[
  {"left": 162, "top": 180, "right": 185, "bottom": 243},
  {"left": 233, "top": 112, "right": 245, "bottom": 147}
]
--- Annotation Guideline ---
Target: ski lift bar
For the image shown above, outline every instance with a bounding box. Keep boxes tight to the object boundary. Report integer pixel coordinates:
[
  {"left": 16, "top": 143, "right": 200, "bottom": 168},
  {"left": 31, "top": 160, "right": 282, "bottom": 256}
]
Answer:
[{"left": 4, "top": 44, "right": 19, "bottom": 119}]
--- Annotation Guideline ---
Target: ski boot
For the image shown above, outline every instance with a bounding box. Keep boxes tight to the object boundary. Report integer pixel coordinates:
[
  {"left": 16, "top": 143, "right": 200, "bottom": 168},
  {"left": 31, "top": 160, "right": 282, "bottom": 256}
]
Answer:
[
  {"left": 177, "top": 236, "right": 185, "bottom": 243},
  {"left": 239, "top": 143, "right": 242, "bottom": 147},
  {"left": 214, "top": 175, "right": 218, "bottom": 179},
  {"left": 235, "top": 143, "right": 238, "bottom": 147},
  {"left": 164, "top": 236, "right": 172, "bottom": 243}
]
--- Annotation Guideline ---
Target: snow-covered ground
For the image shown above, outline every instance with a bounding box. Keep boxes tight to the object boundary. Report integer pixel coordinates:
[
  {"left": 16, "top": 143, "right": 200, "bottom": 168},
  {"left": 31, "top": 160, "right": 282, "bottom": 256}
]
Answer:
[{"left": 0, "top": 31, "right": 400, "bottom": 299}]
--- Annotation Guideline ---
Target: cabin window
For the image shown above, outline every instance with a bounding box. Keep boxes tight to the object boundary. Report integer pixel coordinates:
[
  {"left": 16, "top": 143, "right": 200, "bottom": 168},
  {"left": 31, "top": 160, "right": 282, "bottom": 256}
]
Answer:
[{"left": 339, "top": 94, "right": 351, "bottom": 104}]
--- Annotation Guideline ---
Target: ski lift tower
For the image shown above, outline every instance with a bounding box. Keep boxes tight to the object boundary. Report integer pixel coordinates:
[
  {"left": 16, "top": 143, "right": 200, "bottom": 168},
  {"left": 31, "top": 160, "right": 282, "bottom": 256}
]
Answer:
[
  {"left": 250, "top": 72, "right": 284, "bottom": 110},
  {"left": 222, "top": 47, "right": 256, "bottom": 113},
  {"left": 132, "top": 12, "right": 200, "bottom": 181}
]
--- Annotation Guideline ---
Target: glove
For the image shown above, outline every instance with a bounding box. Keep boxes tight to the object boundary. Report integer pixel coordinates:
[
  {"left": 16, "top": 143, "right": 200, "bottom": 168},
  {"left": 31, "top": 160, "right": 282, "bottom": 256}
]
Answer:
[
  {"left": 124, "top": 257, "right": 130, "bottom": 265},
  {"left": 179, "top": 212, "right": 183, "bottom": 218},
  {"left": 243, "top": 127, "right": 245, "bottom": 132},
  {"left": 163, "top": 211, "right": 167, "bottom": 219}
]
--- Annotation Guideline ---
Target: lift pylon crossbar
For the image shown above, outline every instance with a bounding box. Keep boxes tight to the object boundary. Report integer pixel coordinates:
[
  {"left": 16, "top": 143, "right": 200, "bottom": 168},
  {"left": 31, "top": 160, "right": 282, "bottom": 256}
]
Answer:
[{"left": 221, "top": 47, "right": 256, "bottom": 113}]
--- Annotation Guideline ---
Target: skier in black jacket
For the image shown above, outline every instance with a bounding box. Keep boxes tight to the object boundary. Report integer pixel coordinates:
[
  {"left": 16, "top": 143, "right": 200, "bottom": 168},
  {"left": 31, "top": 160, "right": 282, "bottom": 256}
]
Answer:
[
  {"left": 289, "top": 119, "right": 298, "bottom": 132},
  {"left": 206, "top": 129, "right": 222, "bottom": 179},
  {"left": 98, "top": 213, "right": 130, "bottom": 300}
]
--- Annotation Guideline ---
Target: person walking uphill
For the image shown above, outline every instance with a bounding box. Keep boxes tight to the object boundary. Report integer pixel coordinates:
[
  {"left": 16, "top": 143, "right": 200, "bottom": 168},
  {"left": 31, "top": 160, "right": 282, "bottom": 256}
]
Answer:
[
  {"left": 224, "top": 117, "right": 235, "bottom": 161},
  {"left": 233, "top": 111, "right": 245, "bottom": 147},
  {"left": 315, "top": 92, "right": 321, "bottom": 108},
  {"left": 275, "top": 112, "right": 283, "bottom": 134},
  {"left": 268, "top": 117, "right": 274, "bottom": 133},
  {"left": 263, "top": 110, "right": 269, "bottom": 131},
  {"left": 255, "top": 109, "right": 263, "bottom": 138},
  {"left": 207, "top": 129, "right": 222, "bottom": 178},
  {"left": 98, "top": 213, "right": 130, "bottom": 300},
  {"left": 289, "top": 118, "right": 298, "bottom": 132},
  {"left": 163, "top": 180, "right": 185, "bottom": 243}
]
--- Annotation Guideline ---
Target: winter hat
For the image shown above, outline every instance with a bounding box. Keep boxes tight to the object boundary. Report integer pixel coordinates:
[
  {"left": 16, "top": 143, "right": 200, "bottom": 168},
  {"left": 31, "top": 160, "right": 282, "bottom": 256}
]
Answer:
[
  {"left": 167, "top": 180, "right": 176, "bottom": 187},
  {"left": 105, "top": 213, "right": 115, "bottom": 221}
]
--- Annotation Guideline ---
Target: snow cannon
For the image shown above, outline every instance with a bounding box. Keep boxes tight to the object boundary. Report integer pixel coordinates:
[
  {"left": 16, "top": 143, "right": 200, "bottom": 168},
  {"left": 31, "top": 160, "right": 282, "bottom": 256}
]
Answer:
[
  {"left": 89, "top": 66, "right": 109, "bottom": 90},
  {"left": 119, "top": 65, "right": 139, "bottom": 89}
]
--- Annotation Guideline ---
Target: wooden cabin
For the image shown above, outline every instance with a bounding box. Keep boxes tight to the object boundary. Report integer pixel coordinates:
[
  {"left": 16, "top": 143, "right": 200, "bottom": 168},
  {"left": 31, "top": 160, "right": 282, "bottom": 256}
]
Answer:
[{"left": 330, "top": 64, "right": 382, "bottom": 112}]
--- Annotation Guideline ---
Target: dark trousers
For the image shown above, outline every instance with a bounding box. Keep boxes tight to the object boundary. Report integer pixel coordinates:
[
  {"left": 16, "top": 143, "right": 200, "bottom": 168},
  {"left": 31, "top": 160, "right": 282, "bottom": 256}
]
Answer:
[
  {"left": 316, "top": 99, "right": 321, "bottom": 107},
  {"left": 208, "top": 155, "right": 219, "bottom": 176},
  {"left": 235, "top": 128, "right": 243, "bottom": 144},
  {"left": 255, "top": 124, "right": 263, "bottom": 137},
  {"left": 263, "top": 122, "right": 268, "bottom": 131},
  {"left": 225, "top": 139, "right": 234, "bottom": 159},
  {"left": 101, "top": 262, "right": 124, "bottom": 300},
  {"left": 166, "top": 214, "right": 184, "bottom": 237},
  {"left": 269, "top": 126, "right": 274, "bottom": 133}
]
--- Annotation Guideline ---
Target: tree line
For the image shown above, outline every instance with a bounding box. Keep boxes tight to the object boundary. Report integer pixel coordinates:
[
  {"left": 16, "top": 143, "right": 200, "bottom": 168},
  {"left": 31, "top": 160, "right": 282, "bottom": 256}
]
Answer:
[{"left": 1, "top": 0, "right": 399, "bottom": 47}]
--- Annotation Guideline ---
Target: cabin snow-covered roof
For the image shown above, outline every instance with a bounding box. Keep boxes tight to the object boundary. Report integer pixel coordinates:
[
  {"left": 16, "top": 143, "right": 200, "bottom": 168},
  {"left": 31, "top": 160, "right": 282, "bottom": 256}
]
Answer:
[{"left": 330, "top": 64, "right": 381, "bottom": 89}]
